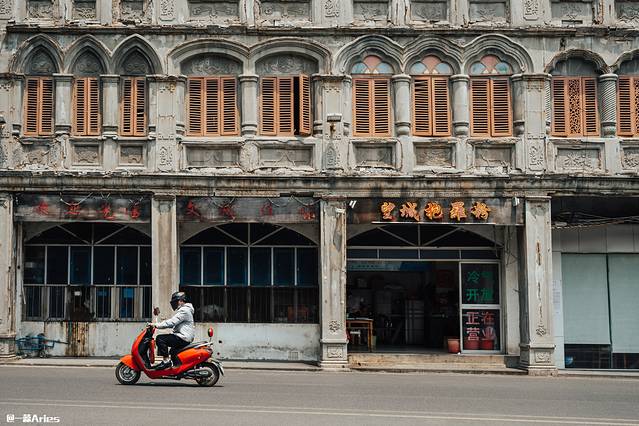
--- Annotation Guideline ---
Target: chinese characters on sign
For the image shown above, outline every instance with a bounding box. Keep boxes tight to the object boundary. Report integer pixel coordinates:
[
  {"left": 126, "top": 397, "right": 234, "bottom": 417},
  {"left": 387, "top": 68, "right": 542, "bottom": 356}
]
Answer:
[
  {"left": 380, "top": 200, "right": 491, "bottom": 222},
  {"left": 462, "top": 309, "right": 499, "bottom": 351}
]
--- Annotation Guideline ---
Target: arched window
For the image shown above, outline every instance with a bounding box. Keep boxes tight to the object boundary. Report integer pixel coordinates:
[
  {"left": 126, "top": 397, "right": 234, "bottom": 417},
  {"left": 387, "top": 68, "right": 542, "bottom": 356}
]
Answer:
[
  {"left": 351, "top": 55, "right": 393, "bottom": 137},
  {"left": 256, "top": 54, "right": 315, "bottom": 137},
  {"left": 72, "top": 51, "right": 104, "bottom": 136},
  {"left": 184, "top": 55, "right": 241, "bottom": 137},
  {"left": 617, "top": 59, "right": 639, "bottom": 137},
  {"left": 119, "top": 50, "right": 151, "bottom": 137},
  {"left": 550, "top": 58, "right": 600, "bottom": 137},
  {"left": 24, "top": 49, "right": 56, "bottom": 136},
  {"left": 469, "top": 55, "right": 512, "bottom": 137},
  {"left": 410, "top": 55, "right": 452, "bottom": 137}
]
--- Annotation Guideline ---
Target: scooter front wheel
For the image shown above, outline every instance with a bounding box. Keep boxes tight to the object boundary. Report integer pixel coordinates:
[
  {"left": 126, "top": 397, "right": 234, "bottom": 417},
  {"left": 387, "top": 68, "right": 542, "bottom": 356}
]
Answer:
[
  {"left": 115, "top": 362, "right": 141, "bottom": 385},
  {"left": 195, "top": 362, "right": 220, "bottom": 387}
]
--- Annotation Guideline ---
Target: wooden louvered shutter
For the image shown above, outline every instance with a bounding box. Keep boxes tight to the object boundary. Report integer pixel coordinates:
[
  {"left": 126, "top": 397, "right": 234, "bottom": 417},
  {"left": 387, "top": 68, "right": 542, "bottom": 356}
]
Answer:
[
  {"left": 298, "top": 74, "right": 311, "bottom": 136},
  {"left": 40, "top": 78, "right": 54, "bottom": 135},
  {"left": 74, "top": 78, "right": 100, "bottom": 136},
  {"left": 134, "top": 78, "right": 146, "bottom": 136},
  {"left": 372, "top": 78, "right": 391, "bottom": 136},
  {"left": 353, "top": 78, "right": 371, "bottom": 136},
  {"left": 432, "top": 77, "right": 451, "bottom": 136},
  {"left": 413, "top": 77, "right": 431, "bottom": 136},
  {"left": 205, "top": 78, "right": 219, "bottom": 135},
  {"left": 278, "top": 77, "right": 294, "bottom": 136},
  {"left": 24, "top": 78, "right": 39, "bottom": 135},
  {"left": 551, "top": 77, "right": 568, "bottom": 136},
  {"left": 618, "top": 77, "right": 639, "bottom": 137},
  {"left": 490, "top": 78, "right": 512, "bottom": 136},
  {"left": 74, "top": 78, "right": 86, "bottom": 135},
  {"left": 187, "top": 78, "right": 203, "bottom": 136},
  {"left": 582, "top": 77, "right": 599, "bottom": 136},
  {"left": 120, "top": 78, "right": 133, "bottom": 136},
  {"left": 470, "top": 78, "right": 490, "bottom": 136},
  {"left": 221, "top": 77, "right": 238, "bottom": 136},
  {"left": 260, "top": 77, "right": 277, "bottom": 135},
  {"left": 88, "top": 78, "right": 100, "bottom": 135}
]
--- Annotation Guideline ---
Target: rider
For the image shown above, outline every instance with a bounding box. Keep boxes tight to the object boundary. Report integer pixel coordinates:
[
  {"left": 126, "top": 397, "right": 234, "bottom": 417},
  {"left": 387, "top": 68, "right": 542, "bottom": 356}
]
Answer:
[{"left": 151, "top": 291, "right": 195, "bottom": 370}]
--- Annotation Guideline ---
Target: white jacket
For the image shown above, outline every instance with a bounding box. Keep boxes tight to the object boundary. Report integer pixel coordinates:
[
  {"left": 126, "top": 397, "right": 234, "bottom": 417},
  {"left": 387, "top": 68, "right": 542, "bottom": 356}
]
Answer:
[{"left": 156, "top": 303, "right": 195, "bottom": 343}]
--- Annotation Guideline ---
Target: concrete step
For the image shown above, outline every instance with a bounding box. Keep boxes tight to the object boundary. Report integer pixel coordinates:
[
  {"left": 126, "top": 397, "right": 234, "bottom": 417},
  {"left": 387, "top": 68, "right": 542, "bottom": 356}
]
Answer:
[
  {"left": 348, "top": 352, "right": 517, "bottom": 367},
  {"left": 351, "top": 362, "right": 526, "bottom": 375}
]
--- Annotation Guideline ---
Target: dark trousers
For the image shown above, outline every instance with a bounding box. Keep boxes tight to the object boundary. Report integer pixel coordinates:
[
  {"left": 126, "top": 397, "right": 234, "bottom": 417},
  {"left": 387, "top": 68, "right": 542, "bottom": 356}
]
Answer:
[{"left": 156, "top": 334, "right": 189, "bottom": 364}]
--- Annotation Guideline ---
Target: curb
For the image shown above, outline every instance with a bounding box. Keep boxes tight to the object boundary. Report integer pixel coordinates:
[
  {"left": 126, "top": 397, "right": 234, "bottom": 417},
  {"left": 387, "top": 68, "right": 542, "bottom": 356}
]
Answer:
[{"left": 350, "top": 367, "right": 527, "bottom": 375}]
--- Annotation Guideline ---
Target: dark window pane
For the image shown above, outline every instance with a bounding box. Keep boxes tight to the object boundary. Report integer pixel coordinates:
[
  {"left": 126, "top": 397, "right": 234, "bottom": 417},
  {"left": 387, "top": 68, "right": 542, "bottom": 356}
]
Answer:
[
  {"left": 274, "top": 287, "right": 294, "bottom": 322},
  {"left": 95, "top": 287, "right": 111, "bottom": 319},
  {"left": 203, "top": 247, "right": 224, "bottom": 285},
  {"left": 274, "top": 248, "right": 294, "bottom": 286},
  {"left": 102, "top": 227, "right": 151, "bottom": 245},
  {"left": 257, "top": 228, "right": 315, "bottom": 246},
  {"left": 139, "top": 247, "right": 151, "bottom": 285},
  {"left": 93, "top": 246, "right": 115, "bottom": 285},
  {"left": 462, "top": 309, "right": 500, "bottom": 352},
  {"left": 69, "top": 286, "right": 92, "bottom": 321},
  {"left": 219, "top": 223, "right": 248, "bottom": 244},
  {"left": 70, "top": 246, "right": 91, "bottom": 285},
  {"left": 202, "top": 287, "right": 225, "bottom": 322},
  {"left": 141, "top": 287, "right": 152, "bottom": 319},
  {"left": 250, "top": 247, "right": 271, "bottom": 286},
  {"left": 297, "top": 248, "right": 318, "bottom": 286},
  {"left": 28, "top": 226, "right": 85, "bottom": 244},
  {"left": 180, "top": 247, "right": 202, "bottom": 285},
  {"left": 47, "top": 246, "right": 68, "bottom": 284},
  {"left": 24, "top": 246, "right": 45, "bottom": 284},
  {"left": 250, "top": 287, "right": 271, "bottom": 322},
  {"left": 48, "top": 287, "right": 66, "bottom": 319},
  {"left": 227, "top": 287, "right": 247, "bottom": 322},
  {"left": 565, "top": 344, "right": 612, "bottom": 369},
  {"left": 25, "top": 286, "right": 42, "bottom": 318},
  {"left": 461, "top": 263, "right": 499, "bottom": 304},
  {"left": 119, "top": 287, "right": 135, "bottom": 318},
  {"left": 297, "top": 287, "right": 319, "bottom": 323},
  {"left": 180, "top": 286, "right": 201, "bottom": 321},
  {"left": 227, "top": 247, "right": 248, "bottom": 286},
  {"left": 117, "top": 247, "right": 138, "bottom": 285}
]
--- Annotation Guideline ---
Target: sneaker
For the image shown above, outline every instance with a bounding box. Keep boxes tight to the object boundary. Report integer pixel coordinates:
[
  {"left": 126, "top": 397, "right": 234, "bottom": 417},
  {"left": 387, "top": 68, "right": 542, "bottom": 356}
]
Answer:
[{"left": 154, "top": 360, "right": 173, "bottom": 370}]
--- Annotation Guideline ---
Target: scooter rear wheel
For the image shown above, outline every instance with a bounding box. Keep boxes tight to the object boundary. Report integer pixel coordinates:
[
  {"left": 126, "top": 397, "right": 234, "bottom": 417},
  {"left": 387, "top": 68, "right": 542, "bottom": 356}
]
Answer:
[
  {"left": 195, "top": 362, "right": 220, "bottom": 387},
  {"left": 115, "top": 362, "right": 141, "bottom": 385}
]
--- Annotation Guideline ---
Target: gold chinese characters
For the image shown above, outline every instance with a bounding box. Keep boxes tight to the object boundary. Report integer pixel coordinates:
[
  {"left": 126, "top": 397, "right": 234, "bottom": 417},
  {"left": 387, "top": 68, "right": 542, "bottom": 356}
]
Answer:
[{"left": 380, "top": 200, "right": 490, "bottom": 222}]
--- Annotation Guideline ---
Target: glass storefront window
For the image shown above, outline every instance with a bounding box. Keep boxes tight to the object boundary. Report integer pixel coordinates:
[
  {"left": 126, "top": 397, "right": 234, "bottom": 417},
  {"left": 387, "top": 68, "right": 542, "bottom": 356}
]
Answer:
[
  {"left": 203, "top": 247, "right": 224, "bottom": 285},
  {"left": 274, "top": 248, "right": 294, "bottom": 286},
  {"left": 180, "top": 247, "right": 201, "bottom": 285},
  {"left": 117, "top": 247, "right": 138, "bottom": 285},
  {"left": 47, "top": 246, "right": 68, "bottom": 284},
  {"left": 461, "top": 263, "right": 499, "bottom": 305},
  {"left": 250, "top": 247, "right": 271, "bottom": 286},
  {"left": 93, "top": 247, "right": 114, "bottom": 285},
  {"left": 70, "top": 246, "right": 91, "bottom": 285},
  {"left": 24, "top": 246, "right": 45, "bottom": 284},
  {"left": 462, "top": 309, "right": 500, "bottom": 351},
  {"left": 227, "top": 247, "right": 248, "bottom": 286}
]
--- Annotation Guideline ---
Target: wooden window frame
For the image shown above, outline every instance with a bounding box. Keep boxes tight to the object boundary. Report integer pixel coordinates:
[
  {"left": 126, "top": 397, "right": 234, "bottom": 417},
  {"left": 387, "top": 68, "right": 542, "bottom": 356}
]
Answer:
[
  {"left": 352, "top": 76, "right": 392, "bottom": 137},
  {"left": 24, "top": 76, "right": 54, "bottom": 137},
  {"left": 470, "top": 77, "right": 513, "bottom": 138},
  {"left": 73, "top": 77, "right": 101, "bottom": 136},
  {"left": 119, "top": 76, "right": 147, "bottom": 137},
  {"left": 259, "top": 75, "right": 312, "bottom": 137},
  {"left": 187, "top": 76, "right": 239, "bottom": 137},
  {"left": 617, "top": 76, "right": 639, "bottom": 137},
  {"left": 551, "top": 76, "right": 600, "bottom": 137},
  {"left": 412, "top": 76, "right": 451, "bottom": 137}
]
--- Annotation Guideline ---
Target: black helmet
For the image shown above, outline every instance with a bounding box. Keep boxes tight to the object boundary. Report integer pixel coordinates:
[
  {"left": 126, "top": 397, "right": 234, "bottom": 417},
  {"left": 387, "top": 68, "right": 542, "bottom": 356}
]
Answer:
[{"left": 170, "top": 291, "right": 187, "bottom": 310}]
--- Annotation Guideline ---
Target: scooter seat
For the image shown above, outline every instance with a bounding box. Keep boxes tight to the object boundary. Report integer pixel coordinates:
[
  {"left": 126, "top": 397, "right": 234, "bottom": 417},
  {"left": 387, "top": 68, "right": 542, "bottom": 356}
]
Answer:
[{"left": 175, "top": 341, "right": 207, "bottom": 354}]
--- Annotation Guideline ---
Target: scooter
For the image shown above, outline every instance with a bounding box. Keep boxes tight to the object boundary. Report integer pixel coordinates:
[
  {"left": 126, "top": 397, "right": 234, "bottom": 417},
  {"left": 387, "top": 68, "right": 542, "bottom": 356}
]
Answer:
[{"left": 115, "top": 307, "right": 224, "bottom": 386}]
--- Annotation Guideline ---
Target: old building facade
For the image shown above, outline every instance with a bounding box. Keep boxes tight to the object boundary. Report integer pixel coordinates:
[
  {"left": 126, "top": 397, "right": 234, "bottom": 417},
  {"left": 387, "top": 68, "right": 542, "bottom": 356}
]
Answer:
[{"left": 1, "top": 0, "right": 639, "bottom": 373}]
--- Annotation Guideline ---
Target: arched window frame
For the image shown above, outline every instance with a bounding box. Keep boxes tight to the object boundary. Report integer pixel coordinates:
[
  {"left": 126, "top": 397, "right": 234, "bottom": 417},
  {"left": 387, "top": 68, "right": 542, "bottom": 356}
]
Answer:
[
  {"left": 72, "top": 51, "right": 104, "bottom": 137},
  {"left": 410, "top": 55, "right": 453, "bottom": 137},
  {"left": 351, "top": 55, "right": 393, "bottom": 137},
  {"left": 469, "top": 55, "right": 513, "bottom": 137},
  {"left": 118, "top": 51, "right": 151, "bottom": 137}
]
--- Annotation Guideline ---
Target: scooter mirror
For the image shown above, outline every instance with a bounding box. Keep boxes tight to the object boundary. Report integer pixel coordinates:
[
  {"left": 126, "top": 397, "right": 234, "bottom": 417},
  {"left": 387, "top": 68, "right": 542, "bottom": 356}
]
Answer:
[
  {"left": 207, "top": 327, "right": 214, "bottom": 338},
  {"left": 153, "top": 307, "right": 160, "bottom": 316}
]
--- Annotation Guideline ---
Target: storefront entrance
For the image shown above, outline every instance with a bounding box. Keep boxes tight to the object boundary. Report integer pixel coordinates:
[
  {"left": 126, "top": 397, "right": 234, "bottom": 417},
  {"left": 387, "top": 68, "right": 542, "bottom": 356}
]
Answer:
[{"left": 347, "top": 225, "right": 502, "bottom": 354}]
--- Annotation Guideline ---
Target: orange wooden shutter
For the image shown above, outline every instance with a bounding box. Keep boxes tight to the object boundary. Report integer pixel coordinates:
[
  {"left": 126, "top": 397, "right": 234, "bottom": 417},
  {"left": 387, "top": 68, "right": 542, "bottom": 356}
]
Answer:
[
  {"left": 412, "top": 77, "right": 432, "bottom": 136},
  {"left": 353, "top": 78, "right": 371, "bottom": 136},
  {"left": 634, "top": 78, "right": 639, "bottom": 136},
  {"left": 490, "top": 78, "right": 512, "bottom": 137},
  {"left": 120, "top": 78, "right": 133, "bottom": 135},
  {"left": 88, "top": 78, "right": 100, "bottom": 135},
  {"left": 221, "top": 77, "right": 238, "bottom": 136},
  {"left": 24, "top": 78, "right": 39, "bottom": 135},
  {"left": 298, "top": 74, "right": 312, "bottom": 136},
  {"left": 260, "top": 77, "right": 277, "bottom": 135},
  {"left": 567, "top": 78, "right": 583, "bottom": 136},
  {"left": 470, "top": 78, "right": 490, "bottom": 136},
  {"left": 278, "top": 77, "right": 294, "bottom": 136},
  {"left": 582, "top": 77, "right": 599, "bottom": 136},
  {"left": 618, "top": 77, "right": 634, "bottom": 136},
  {"left": 187, "top": 78, "right": 203, "bottom": 136},
  {"left": 432, "top": 77, "right": 451, "bottom": 136},
  {"left": 74, "top": 77, "right": 100, "bottom": 136},
  {"left": 134, "top": 78, "right": 146, "bottom": 136},
  {"left": 205, "top": 78, "right": 219, "bottom": 135},
  {"left": 40, "top": 78, "right": 54, "bottom": 135},
  {"left": 74, "top": 78, "right": 86, "bottom": 135},
  {"left": 551, "top": 77, "right": 568, "bottom": 136},
  {"left": 372, "top": 78, "right": 391, "bottom": 136}
]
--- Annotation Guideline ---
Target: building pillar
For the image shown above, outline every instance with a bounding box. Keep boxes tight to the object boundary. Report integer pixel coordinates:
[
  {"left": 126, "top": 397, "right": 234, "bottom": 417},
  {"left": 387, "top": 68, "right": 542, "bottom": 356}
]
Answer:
[
  {"left": 0, "top": 193, "right": 16, "bottom": 358},
  {"left": 239, "top": 74, "right": 258, "bottom": 136},
  {"left": 97, "top": 0, "right": 113, "bottom": 24},
  {"left": 519, "top": 196, "right": 557, "bottom": 375},
  {"left": 152, "top": 76, "right": 179, "bottom": 172},
  {"left": 101, "top": 75, "right": 119, "bottom": 135},
  {"left": 151, "top": 194, "right": 178, "bottom": 322},
  {"left": 392, "top": 74, "right": 411, "bottom": 137},
  {"left": 599, "top": 73, "right": 618, "bottom": 138},
  {"left": 450, "top": 74, "right": 470, "bottom": 137},
  {"left": 319, "top": 198, "right": 348, "bottom": 369},
  {"left": 53, "top": 74, "right": 73, "bottom": 134},
  {"left": 519, "top": 73, "right": 550, "bottom": 173}
]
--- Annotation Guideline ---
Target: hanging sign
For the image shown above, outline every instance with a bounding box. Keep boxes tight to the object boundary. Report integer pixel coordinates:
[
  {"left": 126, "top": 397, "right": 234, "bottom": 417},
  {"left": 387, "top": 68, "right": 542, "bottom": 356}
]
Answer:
[{"left": 14, "top": 194, "right": 150, "bottom": 223}]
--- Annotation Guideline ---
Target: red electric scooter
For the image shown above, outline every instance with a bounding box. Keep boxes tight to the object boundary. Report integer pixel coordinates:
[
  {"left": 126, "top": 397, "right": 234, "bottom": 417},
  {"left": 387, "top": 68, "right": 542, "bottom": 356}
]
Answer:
[{"left": 115, "top": 308, "right": 224, "bottom": 386}]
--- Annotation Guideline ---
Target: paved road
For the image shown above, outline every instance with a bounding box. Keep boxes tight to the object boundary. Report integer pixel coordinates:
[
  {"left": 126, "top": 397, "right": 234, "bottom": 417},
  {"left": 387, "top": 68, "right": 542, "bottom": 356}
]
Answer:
[{"left": 1, "top": 366, "right": 638, "bottom": 425}]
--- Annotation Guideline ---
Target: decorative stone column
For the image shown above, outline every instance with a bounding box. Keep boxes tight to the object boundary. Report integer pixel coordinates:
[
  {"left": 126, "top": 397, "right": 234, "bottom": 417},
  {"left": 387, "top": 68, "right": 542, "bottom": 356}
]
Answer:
[
  {"left": 519, "top": 196, "right": 557, "bottom": 376},
  {"left": 98, "top": 0, "right": 113, "bottom": 25},
  {"left": 519, "top": 73, "right": 550, "bottom": 173},
  {"left": 153, "top": 76, "right": 179, "bottom": 172},
  {"left": 53, "top": 74, "right": 73, "bottom": 134},
  {"left": 319, "top": 198, "right": 348, "bottom": 369},
  {"left": 392, "top": 74, "right": 411, "bottom": 136},
  {"left": 313, "top": 0, "right": 353, "bottom": 26},
  {"left": 101, "top": 75, "right": 119, "bottom": 135},
  {"left": 0, "top": 193, "right": 16, "bottom": 358},
  {"left": 151, "top": 194, "right": 179, "bottom": 321},
  {"left": 450, "top": 74, "right": 470, "bottom": 137},
  {"left": 239, "top": 74, "right": 259, "bottom": 136},
  {"left": 599, "top": 73, "right": 618, "bottom": 138}
]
